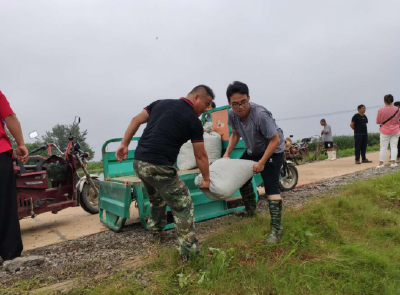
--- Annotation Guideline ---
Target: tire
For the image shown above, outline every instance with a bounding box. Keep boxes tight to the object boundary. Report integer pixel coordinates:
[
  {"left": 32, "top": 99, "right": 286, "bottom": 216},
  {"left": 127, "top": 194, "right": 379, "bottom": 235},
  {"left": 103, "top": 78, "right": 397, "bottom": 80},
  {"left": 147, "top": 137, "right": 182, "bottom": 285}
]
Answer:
[
  {"left": 296, "top": 150, "right": 307, "bottom": 165},
  {"left": 334, "top": 145, "right": 340, "bottom": 159},
  {"left": 279, "top": 164, "right": 298, "bottom": 191},
  {"left": 312, "top": 149, "right": 321, "bottom": 161},
  {"left": 80, "top": 179, "right": 100, "bottom": 214},
  {"left": 302, "top": 148, "right": 310, "bottom": 157}
]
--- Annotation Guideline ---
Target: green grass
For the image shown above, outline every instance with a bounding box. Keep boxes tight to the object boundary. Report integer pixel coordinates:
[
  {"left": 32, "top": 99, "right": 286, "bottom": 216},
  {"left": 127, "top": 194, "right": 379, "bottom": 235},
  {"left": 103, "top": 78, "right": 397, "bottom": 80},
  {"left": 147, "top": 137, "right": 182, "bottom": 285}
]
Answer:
[
  {"left": 77, "top": 161, "right": 103, "bottom": 176},
  {"left": 64, "top": 172, "right": 400, "bottom": 295},
  {"left": 86, "top": 161, "right": 103, "bottom": 171}
]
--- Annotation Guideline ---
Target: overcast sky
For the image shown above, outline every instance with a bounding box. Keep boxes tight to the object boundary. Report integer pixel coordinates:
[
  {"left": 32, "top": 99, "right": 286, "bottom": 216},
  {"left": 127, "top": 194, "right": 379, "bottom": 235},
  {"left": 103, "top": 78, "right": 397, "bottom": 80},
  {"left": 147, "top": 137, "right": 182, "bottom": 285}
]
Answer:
[{"left": 1, "top": 0, "right": 399, "bottom": 160}]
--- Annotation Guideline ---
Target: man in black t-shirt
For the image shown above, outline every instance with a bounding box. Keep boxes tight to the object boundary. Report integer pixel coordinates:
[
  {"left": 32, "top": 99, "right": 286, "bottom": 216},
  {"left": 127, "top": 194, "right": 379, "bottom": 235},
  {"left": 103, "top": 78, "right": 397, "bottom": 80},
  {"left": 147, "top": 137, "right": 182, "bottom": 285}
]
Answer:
[
  {"left": 116, "top": 85, "right": 214, "bottom": 258},
  {"left": 351, "top": 104, "right": 372, "bottom": 164}
]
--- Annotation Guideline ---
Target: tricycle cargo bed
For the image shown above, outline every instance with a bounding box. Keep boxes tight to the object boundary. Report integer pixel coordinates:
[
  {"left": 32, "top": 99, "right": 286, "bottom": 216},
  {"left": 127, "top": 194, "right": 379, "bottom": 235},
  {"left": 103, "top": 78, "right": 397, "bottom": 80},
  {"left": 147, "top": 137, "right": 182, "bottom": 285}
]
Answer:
[{"left": 109, "top": 168, "right": 200, "bottom": 185}]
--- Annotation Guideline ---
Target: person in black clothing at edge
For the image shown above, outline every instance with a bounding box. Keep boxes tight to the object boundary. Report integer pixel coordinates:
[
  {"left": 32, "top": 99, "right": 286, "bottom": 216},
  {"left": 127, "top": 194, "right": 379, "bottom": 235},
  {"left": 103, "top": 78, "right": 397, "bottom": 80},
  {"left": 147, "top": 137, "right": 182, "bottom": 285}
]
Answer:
[
  {"left": 395, "top": 101, "right": 400, "bottom": 162},
  {"left": 115, "top": 85, "right": 213, "bottom": 259},
  {"left": 223, "top": 81, "right": 286, "bottom": 244},
  {"left": 0, "top": 90, "right": 28, "bottom": 262},
  {"left": 350, "top": 104, "right": 372, "bottom": 164}
]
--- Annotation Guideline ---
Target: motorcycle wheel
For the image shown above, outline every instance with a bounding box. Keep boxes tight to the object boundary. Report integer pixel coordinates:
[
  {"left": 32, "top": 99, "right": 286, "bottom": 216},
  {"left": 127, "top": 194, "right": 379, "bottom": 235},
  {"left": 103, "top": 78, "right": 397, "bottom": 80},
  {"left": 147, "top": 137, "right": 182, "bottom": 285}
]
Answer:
[
  {"left": 334, "top": 145, "right": 340, "bottom": 159},
  {"left": 299, "top": 150, "right": 308, "bottom": 165},
  {"left": 302, "top": 148, "right": 310, "bottom": 157},
  {"left": 313, "top": 149, "right": 321, "bottom": 161},
  {"left": 295, "top": 150, "right": 307, "bottom": 165},
  {"left": 279, "top": 164, "right": 298, "bottom": 191},
  {"left": 80, "top": 179, "right": 100, "bottom": 214}
]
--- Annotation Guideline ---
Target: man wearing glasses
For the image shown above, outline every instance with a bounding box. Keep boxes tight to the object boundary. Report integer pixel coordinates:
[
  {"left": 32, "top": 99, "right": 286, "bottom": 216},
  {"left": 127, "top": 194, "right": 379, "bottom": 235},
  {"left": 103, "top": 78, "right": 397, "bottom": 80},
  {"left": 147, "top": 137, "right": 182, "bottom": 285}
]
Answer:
[{"left": 223, "top": 81, "right": 285, "bottom": 244}]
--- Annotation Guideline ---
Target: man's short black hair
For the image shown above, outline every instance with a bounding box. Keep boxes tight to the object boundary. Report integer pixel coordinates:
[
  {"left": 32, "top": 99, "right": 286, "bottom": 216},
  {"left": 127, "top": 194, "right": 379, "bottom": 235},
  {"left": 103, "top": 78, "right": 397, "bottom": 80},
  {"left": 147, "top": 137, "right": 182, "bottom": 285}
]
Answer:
[
  {"left": 394, "top": 101, "right": 400, "bottom": 107},
  {"left": 320, "top": 119, "right": 326, "bottom": 123},
  {"left": 190, "top": 85, "right": 215, "bottom": 100},
  {"left": 357, "top": 104, "right": 365, "bottom": 110},
  {"left": 211, "top": 101, "right": 216, "bottom": 109},
  {"left": 226, "top": 81, "right": 249, "bottom": 102}
]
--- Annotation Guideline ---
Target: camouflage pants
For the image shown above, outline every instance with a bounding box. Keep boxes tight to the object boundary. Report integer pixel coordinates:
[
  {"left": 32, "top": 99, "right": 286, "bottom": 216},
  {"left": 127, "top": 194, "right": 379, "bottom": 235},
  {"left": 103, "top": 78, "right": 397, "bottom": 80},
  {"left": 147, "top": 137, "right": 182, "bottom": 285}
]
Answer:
[{"left": 133, "top": 160, "right": 198, "bottom": 256}]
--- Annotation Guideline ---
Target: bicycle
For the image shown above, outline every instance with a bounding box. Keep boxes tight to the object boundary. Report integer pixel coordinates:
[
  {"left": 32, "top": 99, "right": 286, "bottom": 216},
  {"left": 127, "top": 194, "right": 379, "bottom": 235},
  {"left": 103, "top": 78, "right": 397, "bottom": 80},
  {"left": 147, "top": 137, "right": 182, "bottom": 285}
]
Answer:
[{"left": 312, "top": 136, "right": 340, "bottom": 161}]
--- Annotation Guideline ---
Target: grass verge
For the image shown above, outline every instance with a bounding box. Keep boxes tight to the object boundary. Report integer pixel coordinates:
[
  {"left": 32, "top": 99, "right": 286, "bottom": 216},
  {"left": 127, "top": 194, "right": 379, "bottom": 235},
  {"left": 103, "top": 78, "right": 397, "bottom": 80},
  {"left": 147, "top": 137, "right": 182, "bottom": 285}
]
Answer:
[{"left": 62, "top": 172, "right": 400, "bottom": 295}]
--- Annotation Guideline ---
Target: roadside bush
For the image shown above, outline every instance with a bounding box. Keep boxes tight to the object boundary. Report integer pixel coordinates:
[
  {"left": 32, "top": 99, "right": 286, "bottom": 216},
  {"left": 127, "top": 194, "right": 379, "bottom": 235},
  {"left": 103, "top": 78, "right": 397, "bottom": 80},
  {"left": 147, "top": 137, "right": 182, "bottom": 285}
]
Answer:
[{"left": 306, "top": 133, "right": 380, "bottom": 151}]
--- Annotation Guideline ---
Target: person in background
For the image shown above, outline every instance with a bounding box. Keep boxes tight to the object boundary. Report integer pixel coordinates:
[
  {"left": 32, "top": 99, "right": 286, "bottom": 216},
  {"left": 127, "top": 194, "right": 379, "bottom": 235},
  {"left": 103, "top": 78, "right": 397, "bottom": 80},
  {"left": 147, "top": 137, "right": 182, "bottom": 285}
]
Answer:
[
  {"left": 394, "top": 101, "right": 400, "bottom": 162},
  {"left": 207, "top": 101, "right": 216, "bottom": 111},
  {"left": 376, "top": 94, "right": 400, "bottom": 168},
  {"left": 350, "top": 105, "right": 372, "bottom": 164},
  {"left": 204, "top": 101, "right": 216, "bottom": 122},
  {"left": 320, "top": 119, "right": 336, "bottom": 160},
  {"left": 0, "top": 90, "right": 28, "bottom": 262}
]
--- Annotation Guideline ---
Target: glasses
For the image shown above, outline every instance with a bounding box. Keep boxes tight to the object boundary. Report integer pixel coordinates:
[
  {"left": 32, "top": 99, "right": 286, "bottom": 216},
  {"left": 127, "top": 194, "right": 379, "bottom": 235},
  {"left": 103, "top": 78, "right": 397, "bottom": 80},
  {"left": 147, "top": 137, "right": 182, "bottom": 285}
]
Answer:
[{"left": 231, "top": 100, "right": 249, "bottom": 108}]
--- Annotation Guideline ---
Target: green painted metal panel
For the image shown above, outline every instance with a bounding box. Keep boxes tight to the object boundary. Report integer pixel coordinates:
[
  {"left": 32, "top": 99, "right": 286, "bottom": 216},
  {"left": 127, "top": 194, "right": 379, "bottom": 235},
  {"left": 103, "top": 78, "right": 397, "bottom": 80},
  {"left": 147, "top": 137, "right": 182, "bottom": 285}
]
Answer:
[
  {"left": 99, "top": 181, "right": 131, "bottom": 232},
  {"left": 254, "top": 174, "right": 263, "bottom": 186},
  {"left": 102, "top": 138, "right": 139, "bottom": 179},
  {"left": 99, "top": 181, "right": 131, "bottom": 219}
]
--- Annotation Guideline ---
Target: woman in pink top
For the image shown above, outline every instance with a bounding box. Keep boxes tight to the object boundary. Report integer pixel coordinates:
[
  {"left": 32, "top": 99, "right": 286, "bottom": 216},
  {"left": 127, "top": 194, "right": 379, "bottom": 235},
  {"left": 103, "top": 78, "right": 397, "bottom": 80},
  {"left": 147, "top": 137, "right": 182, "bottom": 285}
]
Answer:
[{"left": 376, "top": 94, "right": 400, "bottom": 168}]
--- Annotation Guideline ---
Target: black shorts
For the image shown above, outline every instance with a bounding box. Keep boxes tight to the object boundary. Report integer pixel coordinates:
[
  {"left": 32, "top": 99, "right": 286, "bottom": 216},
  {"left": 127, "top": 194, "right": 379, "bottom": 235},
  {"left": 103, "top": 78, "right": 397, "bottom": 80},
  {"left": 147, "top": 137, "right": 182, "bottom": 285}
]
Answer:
[
  {"left": 241, "top": 151, "right": 284, "bottom": 196},
  {"left": 324, "top": 141, "right": 333, "bottom": 149}
]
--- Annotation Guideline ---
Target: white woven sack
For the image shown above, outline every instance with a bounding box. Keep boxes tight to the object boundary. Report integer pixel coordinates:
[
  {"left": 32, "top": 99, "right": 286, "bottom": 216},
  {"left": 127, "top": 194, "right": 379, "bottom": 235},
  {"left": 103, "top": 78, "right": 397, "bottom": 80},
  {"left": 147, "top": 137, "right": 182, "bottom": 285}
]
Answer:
[
  {"left": 204, "top": 122, "right": 213, "bottom": 133},
  {"left": 195, "top": 158, "right": 255, "bottom": 201},
  {"left": 177, "top": 131, "right": 222, "bottom": 170},
  {"left": 177, "top": 141, "right": 196, "bottom": 170},
  {"left": 204, "top": 132, "right": 222, "bottom": 164}
]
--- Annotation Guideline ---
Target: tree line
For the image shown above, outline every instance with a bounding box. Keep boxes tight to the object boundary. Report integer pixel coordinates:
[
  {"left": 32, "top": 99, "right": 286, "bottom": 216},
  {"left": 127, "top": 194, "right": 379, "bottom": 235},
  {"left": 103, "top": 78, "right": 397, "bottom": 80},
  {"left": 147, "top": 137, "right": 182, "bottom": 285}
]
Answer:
[{"left": 7, "top": 124, "right": 95, "bottom": 160}]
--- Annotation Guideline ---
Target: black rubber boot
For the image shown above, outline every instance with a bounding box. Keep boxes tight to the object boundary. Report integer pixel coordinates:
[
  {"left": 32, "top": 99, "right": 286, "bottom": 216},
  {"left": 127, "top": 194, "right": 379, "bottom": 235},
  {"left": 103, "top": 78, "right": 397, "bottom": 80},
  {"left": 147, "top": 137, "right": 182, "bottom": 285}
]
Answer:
[
  {"left": 235, "top": 182, "right": 257, "bottom": 217},
  {"left": 265, "top": 200, "right": 283, "bottom": 244}
]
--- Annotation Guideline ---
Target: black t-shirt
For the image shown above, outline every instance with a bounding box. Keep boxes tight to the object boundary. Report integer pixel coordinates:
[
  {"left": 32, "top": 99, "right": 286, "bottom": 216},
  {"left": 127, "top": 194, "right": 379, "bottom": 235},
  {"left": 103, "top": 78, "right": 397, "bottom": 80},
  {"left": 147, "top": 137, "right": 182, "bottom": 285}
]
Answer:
[
  {"left": 134, "top": 98, "right": 204, "bottom": 166},
  {"left": 351, "top": 113, "right": 368, "bottom": 135}
]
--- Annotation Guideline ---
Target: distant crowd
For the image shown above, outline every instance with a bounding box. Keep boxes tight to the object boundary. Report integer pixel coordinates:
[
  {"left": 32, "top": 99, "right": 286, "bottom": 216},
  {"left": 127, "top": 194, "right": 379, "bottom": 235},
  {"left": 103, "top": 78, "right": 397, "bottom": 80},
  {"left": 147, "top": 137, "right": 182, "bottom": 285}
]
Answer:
[{"left": 319, "top": 94, "right": 400, "bottom": 167}]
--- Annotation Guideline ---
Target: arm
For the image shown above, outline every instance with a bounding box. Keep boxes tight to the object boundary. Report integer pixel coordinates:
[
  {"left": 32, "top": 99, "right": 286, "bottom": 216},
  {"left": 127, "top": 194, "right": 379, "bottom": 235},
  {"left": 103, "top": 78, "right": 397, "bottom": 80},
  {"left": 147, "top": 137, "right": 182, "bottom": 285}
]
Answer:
[
  {"left": 322, "top": 126, "right": 331, "bottom": 135},
  {"left": 193, "top": 142, "right": 210, "bottom": 189},
  {"left": 5, "top": 114, "right": 28, "bottom": 163},
  {"left": 253, "top": 133, "right": 280, "bottom": 173},
  {"left": 350, "top": 115, "right": 356, "bottom": 130},
  {"left": 376, "top": 110, "right": 382, "bottom": 124},
  {"left": 116, "top": 110, "right": 149, "bottom": 162},
  {"left": 223, "top": 129, "right": 240, "bottom": 158}
]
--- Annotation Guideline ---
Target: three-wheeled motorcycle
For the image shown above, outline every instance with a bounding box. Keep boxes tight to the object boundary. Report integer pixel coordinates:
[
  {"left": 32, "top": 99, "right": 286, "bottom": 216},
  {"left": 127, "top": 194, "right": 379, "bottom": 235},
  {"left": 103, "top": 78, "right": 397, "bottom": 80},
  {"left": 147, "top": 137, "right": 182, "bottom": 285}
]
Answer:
[{"left": 14, "top": 117, "right": 100, "bottom": 219}]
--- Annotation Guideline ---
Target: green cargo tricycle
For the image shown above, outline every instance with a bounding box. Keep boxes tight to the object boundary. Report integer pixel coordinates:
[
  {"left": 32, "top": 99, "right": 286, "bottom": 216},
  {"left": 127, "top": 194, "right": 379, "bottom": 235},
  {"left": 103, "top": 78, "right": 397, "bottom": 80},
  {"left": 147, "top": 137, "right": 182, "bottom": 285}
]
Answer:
[{"left": 98, "top": 106, "right": 298, "bottom": 232}]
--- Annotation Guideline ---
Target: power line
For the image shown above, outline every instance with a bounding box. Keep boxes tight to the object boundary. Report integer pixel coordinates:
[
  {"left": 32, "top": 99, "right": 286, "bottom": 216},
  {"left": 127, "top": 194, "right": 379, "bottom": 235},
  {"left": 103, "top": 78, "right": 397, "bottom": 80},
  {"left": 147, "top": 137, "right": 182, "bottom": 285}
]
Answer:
[{"left": 276, "top": 105, "right": 381, "bottom": 121}]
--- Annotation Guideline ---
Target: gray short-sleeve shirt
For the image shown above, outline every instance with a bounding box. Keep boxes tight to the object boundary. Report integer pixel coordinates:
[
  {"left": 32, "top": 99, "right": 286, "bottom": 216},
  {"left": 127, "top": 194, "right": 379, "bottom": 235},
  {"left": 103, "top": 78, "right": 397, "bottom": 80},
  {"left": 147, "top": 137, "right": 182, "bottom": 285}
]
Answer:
[
  {"left": 228, "top": 102, "right": 285, "bottom": 156},
  {"left": 322, "top": 125, "right": 333, "bottom": 142}
]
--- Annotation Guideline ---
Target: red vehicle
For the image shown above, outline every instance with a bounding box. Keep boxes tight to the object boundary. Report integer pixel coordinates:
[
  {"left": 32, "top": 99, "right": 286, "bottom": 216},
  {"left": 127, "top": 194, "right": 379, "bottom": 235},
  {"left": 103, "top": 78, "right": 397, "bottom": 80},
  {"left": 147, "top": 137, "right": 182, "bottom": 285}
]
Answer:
[
  {"left": 14, "top": 117, "right": 99, "bottom": 219},
  {"left": 284, "top": 135, "right": 308, "bottom": 165}
]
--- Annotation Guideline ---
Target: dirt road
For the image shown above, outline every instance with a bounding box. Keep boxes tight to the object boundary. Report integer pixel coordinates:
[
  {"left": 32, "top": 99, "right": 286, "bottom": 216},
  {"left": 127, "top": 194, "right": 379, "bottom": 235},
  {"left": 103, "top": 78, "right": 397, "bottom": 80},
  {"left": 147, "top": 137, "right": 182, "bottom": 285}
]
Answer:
[{"left": 20, "top": 151, "right": 381, "bottom": 251}]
